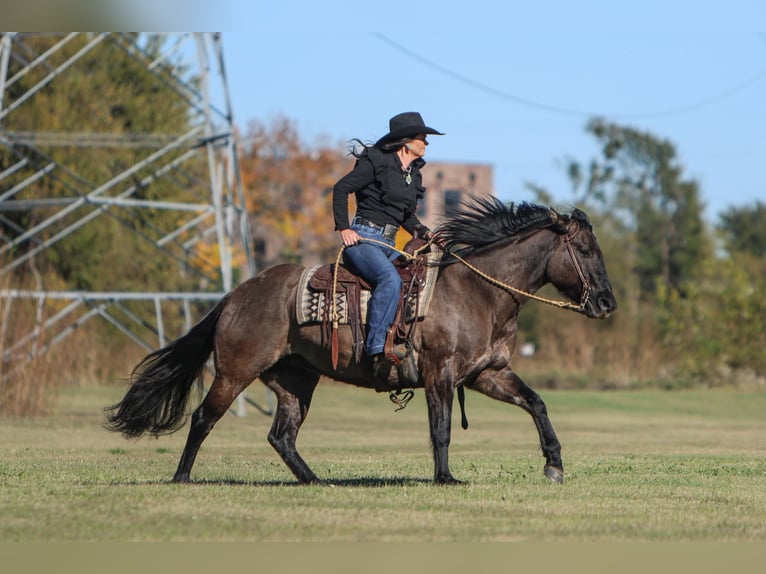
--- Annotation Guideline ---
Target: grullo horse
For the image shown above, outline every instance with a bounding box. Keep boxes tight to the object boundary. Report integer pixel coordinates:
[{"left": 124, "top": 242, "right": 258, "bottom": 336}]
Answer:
[{"left": 105, "top": 199, "right": 617, "bottom": 485}]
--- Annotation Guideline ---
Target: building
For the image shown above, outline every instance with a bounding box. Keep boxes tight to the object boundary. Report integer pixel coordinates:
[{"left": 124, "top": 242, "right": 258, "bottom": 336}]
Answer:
[{"left": 417, "top": 161, "right": 495, "bottom": 230}]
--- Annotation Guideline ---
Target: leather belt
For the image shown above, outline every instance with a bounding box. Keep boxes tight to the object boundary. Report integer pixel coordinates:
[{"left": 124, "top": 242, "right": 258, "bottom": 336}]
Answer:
[{"left": 352, "top": 216, "right": 399, "bottom": 242}]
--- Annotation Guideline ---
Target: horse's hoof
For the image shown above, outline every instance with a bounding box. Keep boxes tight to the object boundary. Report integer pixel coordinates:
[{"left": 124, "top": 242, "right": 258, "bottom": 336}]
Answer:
[
  {"left": 544, "top": 465, "right": 564, "bottom": 484},
  {"left": 172, "top": 473, "right": 190, "bottom": 484},
  {"left": 297, "top": 473, "right": 320, "bottom": 485},
  {"left": 435, "top": 475, "right": 463, "bottom": 485}
]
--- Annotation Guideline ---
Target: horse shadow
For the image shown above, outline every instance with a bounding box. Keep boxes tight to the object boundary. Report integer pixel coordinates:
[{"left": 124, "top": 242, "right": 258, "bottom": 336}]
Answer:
[{"left": 109, "top": 476, "right": 434, "bottom": 488}]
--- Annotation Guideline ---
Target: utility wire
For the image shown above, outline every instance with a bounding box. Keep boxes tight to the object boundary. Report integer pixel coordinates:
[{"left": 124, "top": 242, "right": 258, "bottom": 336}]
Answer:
[{"left": 373, "top": 33, "right": 766, "bottom": 120}]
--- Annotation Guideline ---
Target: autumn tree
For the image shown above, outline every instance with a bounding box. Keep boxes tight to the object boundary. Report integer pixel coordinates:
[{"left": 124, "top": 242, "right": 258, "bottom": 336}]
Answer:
[{"left": 239, "top": 116, "right": 349, "bottom": 268}]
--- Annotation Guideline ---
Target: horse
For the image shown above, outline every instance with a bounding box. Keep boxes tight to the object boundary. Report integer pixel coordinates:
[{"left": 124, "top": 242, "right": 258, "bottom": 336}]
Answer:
[{"left": 105, "top": 199, "right": 617, "bottom": 485}]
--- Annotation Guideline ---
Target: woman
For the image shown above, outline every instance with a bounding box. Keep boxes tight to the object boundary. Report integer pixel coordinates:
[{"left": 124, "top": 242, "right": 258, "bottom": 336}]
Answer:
[{"left": 332, "top": 111, "right": 443, "bottom": 384}]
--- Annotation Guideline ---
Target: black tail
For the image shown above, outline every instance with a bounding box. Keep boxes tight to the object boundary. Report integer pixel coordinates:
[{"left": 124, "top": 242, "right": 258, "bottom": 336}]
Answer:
[{"left": 104, "top": 298, "right": 227, "bottom": 438}]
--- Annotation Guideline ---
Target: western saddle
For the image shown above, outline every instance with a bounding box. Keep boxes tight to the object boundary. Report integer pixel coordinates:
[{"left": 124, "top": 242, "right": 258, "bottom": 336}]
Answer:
[{"left": 307, "top": 237, "right": 431, "bottom": 369}]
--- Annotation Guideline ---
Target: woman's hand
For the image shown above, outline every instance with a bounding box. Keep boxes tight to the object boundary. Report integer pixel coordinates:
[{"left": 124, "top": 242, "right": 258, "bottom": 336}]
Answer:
[
  {"left": 339, "top": 228, "right": 361, "bottom": 247},
  {"left": 414, "top": 225, "right": 446, "bottom": 248}
]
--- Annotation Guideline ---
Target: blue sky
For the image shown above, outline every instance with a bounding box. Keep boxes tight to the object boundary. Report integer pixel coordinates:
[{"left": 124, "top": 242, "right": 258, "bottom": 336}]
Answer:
[{"left": 208, "top": 1, "right": 765, "bottom": 222}]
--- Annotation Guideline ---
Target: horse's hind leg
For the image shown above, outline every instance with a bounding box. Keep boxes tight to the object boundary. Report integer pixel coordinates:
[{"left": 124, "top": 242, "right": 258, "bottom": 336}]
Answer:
[
  {"left": 470, "top": 368, "right": 564, "bottom": 484},
  {"left": 173, "top": 373, "right": 251, "bottom": 483},
  {"left": 261, "top": 366, "right": 321, "bottom": 484}
]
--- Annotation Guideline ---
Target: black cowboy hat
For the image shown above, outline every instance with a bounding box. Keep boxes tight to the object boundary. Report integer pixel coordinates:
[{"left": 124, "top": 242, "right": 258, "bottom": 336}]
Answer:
[{"left": 375, "top": 111, "right": 444, "bottom": 145}]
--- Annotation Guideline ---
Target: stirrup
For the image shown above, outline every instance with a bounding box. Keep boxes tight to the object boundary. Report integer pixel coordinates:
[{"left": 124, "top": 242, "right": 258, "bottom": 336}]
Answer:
[
  {"left": 389, "top": 388, "right": 415, "bottom": 411},
  {"left": 385, "top": 342, "right": 409, "bottom": 366}
]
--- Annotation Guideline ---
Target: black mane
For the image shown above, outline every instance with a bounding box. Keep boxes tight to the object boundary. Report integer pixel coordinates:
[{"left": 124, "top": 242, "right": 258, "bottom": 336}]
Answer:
[{"left": 435, "top": 197, "right": 562, "bottom": 249}]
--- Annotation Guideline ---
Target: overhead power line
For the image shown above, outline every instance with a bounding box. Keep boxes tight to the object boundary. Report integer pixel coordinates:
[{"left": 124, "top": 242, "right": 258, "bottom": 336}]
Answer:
[{"left": 373, "top": 33, "right": 766, "bottom": 120}]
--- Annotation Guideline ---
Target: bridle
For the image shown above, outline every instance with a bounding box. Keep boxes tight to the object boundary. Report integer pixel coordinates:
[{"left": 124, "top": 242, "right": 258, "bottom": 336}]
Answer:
[
  {"left": 562, "top": 221, "right": 592, "bottom": 310},
  {"left": 449, "top": 220, "right": 592, "bottom": 313}
]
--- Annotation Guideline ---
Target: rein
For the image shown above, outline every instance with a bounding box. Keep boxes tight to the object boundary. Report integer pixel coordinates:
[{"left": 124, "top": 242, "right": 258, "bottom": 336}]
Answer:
[
  {"left": 327, "top": 223, "right": 591, "bottom": 367},
  {"left": 448, "top": 223, "right": 591, "bottom": 313}
]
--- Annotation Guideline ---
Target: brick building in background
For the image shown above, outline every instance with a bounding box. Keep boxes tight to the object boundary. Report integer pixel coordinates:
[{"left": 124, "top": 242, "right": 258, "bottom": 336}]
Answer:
[{"left": 416, "top": 161, "right": 495, "bottom": 230}]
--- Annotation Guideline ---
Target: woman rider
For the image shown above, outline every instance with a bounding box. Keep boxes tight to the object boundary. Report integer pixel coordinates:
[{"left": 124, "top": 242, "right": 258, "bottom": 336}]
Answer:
[{"left": 332, "top": 112, "right": 443, "bottom": 384}]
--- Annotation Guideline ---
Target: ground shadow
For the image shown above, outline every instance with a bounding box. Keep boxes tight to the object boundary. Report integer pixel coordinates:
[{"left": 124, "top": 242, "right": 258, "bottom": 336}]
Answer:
[{"left": 104, "top": 476, "right": 435, "bottom": 487}]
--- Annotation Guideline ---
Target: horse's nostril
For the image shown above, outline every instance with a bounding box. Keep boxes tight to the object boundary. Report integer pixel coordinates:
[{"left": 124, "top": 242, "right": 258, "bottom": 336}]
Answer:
[{"left": 598, "top": 296, "right": 615, "bottom": 313}]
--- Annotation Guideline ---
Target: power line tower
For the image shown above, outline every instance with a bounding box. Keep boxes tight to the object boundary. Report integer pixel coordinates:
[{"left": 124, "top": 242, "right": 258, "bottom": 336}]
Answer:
[{"left": 0, "top": 32, "right": 262, "bottom": 415}]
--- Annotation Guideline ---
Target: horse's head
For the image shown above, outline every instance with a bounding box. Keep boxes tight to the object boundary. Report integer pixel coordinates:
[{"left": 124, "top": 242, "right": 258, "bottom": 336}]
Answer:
[
  {"left": 436, "top": 199, "right": 617, "bottom": 319},
  {"left": 546, "top": 208, "right": 617, "bottom": 319}
]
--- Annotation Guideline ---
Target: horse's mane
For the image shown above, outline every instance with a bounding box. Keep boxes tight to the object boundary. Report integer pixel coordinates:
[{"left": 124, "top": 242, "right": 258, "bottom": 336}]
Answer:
[{"left": 435, "top": 197, "right": 567, "bottom": 250}]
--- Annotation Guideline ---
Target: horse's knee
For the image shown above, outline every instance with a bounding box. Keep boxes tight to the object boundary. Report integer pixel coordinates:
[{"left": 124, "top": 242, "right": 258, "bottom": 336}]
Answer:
[{"left": 530, "top": 396, "right": 549, "bottom": 416}]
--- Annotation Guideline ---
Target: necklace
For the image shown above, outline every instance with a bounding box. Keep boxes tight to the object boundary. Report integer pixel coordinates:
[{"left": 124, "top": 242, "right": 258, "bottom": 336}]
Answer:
[{"left": 404, "top": 165, "right": 412, "bottom": 185}]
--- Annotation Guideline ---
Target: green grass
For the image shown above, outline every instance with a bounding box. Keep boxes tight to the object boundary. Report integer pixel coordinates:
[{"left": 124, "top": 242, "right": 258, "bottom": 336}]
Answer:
[{"left": 1, "top": 384, "right": 765, "bottom": 541}]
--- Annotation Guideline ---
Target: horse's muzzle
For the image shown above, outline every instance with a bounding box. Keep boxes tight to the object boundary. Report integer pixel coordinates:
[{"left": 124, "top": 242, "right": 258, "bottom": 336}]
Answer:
[{"left": 585, "top": 291, "right": 617, "bottom": 319}]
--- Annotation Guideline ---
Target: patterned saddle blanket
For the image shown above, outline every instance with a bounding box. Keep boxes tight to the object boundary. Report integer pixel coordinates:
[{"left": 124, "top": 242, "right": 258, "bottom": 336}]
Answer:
[{"left": 296, "top": 251, "right": 441, "bottom": 326}]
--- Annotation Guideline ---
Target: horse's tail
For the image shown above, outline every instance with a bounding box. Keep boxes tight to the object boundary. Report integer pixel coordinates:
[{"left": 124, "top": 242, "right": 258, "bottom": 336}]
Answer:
[{"left": 104, "top": 297, "right": 227, "bottom": 438}]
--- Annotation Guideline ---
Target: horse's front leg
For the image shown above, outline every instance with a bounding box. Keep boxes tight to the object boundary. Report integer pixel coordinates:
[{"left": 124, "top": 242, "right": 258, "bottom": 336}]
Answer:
[
  {"left": 424, "top": 376, "right": 460, "bottom": 484},
  {"left": 470, "top": 368, "right": 564, "bottom": 484}
]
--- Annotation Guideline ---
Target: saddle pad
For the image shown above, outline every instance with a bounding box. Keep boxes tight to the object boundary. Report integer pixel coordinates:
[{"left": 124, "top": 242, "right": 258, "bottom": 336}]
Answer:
[{"left": 296, "top": 252, "right": 442, "bottom": 326}]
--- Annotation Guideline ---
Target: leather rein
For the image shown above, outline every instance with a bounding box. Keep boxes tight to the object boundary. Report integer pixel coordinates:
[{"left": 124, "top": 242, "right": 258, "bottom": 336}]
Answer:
[{"left": 448, "top": 221, "right": 591, "bottom": 313}]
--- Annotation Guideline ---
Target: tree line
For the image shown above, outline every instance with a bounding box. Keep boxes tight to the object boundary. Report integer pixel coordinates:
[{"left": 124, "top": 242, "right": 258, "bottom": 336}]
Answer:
[{"left": 523, "top": 119, "right": 765, "bottom": 388}]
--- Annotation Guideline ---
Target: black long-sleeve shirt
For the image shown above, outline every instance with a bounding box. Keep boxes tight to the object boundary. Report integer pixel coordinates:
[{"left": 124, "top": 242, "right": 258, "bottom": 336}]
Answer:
[{"left": 332, "top": 146, "right": 426, "bottom": 235}]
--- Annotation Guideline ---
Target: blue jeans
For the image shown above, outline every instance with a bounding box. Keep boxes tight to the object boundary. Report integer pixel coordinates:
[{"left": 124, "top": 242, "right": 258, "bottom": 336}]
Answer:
[{"left": 343, "top": 223, "right": 401, "bottom": 356}]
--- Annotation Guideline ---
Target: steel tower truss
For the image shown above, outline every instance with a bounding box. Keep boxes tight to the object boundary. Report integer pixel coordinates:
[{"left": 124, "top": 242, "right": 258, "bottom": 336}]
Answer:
[{"left": 0, "top": 33, "right": 259, "bottom": 412}]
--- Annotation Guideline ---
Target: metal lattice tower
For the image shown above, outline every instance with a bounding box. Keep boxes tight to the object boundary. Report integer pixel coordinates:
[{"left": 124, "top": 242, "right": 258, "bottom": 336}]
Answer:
[{"left": 0, "top": 33, "right": 261, "bottom": 414}]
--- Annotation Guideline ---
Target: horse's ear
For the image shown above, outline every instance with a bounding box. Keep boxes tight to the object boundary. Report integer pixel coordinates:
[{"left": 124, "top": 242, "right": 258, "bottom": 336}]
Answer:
[
  {"left": 571, "top": 208, "right": 592, "bottom": 230},
  {"left": 548, "top": 207, "right": 570, "bottom": 234},
  {"left": 549, "top": 207, "right": 565, "bottom": 226}
]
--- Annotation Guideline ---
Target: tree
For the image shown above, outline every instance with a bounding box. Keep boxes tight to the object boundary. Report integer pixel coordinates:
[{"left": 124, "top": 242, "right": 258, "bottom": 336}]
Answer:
[
  {"left": 520, "top": 120, "right": 731, "bottom": 387},
  {"left": 657, "top": 252, "right": 766, "bottom": 379},
  {"left": 718, "top": 201, "right": 766, "bottom": 258},
  {"left": 1, "top": 33, "right": 207, "bottom": 293},
  {"left": 239, "top": 117, "right": 348, "bottom": 268},
  {"left": 568, "top": 119, "right": 712, "bottom": 299}
]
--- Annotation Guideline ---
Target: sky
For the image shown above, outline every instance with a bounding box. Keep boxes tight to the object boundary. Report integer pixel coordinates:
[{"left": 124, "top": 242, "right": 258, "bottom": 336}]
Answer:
[
  {"left": 8, "top": 1, "right": 765, "bottom": 222},
  {"left": 210, "top": 2, "right": 766, "bottom": 223}
]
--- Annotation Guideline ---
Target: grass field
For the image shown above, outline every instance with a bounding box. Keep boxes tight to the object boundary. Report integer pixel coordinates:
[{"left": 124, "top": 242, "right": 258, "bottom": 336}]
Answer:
[{"left": 1, "top": 382, "right": 765, "bottom": 542}]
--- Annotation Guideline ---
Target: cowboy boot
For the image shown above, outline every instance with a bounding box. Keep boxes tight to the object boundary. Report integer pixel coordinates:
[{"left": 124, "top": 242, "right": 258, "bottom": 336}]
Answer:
[{"left": 371, "top": 354, "right": 392, "bottom": 380}]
